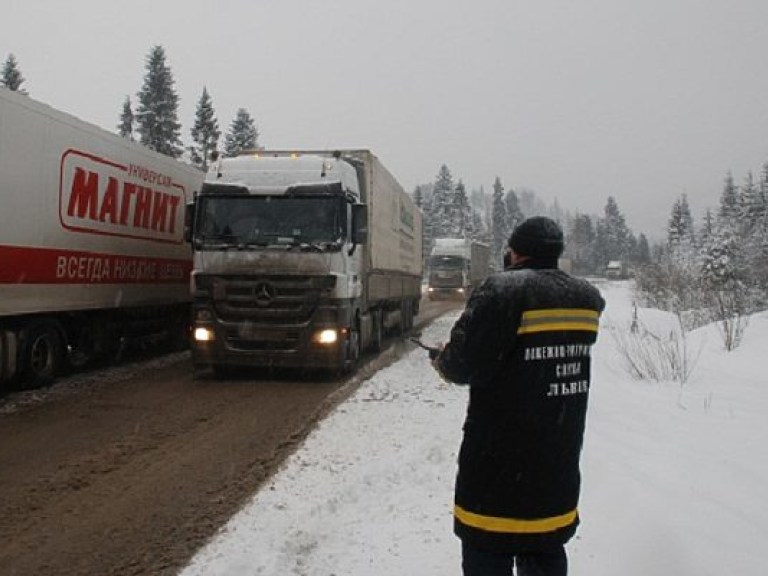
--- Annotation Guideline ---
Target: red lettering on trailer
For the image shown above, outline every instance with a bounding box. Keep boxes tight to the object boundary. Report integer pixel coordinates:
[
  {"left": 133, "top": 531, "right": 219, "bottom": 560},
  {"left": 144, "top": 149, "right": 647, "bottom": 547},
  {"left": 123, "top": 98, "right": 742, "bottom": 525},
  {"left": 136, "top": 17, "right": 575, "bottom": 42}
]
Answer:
[
  {"left": 98, "top": 177, "right": 120, "bottom": 224},
  {"left": 67, "top": 167, "right": 99, "bottom": 220},
  {"left": 60, "top": 150, "right": 190, "bottom": 244}
]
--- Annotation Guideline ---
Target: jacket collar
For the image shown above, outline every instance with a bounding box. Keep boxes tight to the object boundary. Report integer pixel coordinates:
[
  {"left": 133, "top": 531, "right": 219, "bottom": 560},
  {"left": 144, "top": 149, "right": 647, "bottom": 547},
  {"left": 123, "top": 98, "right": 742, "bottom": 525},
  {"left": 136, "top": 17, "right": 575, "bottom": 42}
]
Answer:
[{"left": 507, "top": 257, "right": 559, "bottom": 271}]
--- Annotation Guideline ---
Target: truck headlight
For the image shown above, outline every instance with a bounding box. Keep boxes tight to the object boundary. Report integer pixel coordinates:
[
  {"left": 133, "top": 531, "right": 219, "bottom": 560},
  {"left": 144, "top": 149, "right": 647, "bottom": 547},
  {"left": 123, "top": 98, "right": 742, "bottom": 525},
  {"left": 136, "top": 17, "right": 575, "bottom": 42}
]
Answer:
[
  {"left": 194, "top": 327, "right": 214, "bottom": 342},
  {"left": 313, "top": 329, "right": 338, "bottom": 345}
]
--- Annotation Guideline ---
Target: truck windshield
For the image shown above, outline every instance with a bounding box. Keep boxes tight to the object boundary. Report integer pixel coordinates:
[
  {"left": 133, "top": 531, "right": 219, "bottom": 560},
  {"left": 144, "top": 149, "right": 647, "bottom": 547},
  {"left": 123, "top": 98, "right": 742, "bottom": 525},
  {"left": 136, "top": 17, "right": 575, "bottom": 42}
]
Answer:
[
  {"left": 195, "top": 195, "right": 345, "bottom": 249},
  {"left": 429, "top": 255, "right": 466, "bottom": 270}
]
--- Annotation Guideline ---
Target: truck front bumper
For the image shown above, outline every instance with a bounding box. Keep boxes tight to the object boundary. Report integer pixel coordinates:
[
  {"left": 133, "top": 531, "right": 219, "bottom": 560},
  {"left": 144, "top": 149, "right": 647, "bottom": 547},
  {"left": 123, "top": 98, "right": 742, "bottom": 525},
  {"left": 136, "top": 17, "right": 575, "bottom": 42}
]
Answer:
[
  {"left": 191, "top": 303, "right": 353, "bottom": 371},
  {"left": 427, "top": 286, "right": 466, "bottom": 300}
]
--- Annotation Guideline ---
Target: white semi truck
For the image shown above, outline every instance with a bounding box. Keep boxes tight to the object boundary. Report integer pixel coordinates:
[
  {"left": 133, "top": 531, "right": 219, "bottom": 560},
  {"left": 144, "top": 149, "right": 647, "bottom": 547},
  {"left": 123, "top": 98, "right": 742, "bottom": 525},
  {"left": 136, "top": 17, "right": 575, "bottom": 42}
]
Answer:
[
  {"left": 0, "top": 89, "right": 204, "bottom": 388},
  {"left": 188, "top": 149, "right": 423, "bottom": 373},
  {"left": 427, "top": 237, "right": 492, "bottom": 300}
]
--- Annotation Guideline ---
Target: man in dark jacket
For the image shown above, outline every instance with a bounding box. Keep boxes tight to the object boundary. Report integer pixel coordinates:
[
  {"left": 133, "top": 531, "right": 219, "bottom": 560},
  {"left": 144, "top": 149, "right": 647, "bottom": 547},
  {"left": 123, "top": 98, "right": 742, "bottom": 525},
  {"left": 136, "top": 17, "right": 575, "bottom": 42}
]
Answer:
[{"left": 433, "top": 217, "right": 605, "bottom": 576}]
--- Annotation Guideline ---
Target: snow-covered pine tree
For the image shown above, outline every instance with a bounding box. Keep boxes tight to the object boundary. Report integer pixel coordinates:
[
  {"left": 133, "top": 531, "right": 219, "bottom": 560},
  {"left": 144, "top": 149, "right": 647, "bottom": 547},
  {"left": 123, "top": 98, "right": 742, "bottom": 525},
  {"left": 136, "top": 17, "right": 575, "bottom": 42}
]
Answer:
[
  {"left": 636, "top": 233, "right": 651, "bottom": 265},
  {"left": 472, "top": 211, "right": 486, "bottom": 243},
  {"left": 667, "top": 194, "right": 695, "bottom": 249},
  {"left": 666, "top": 194, "right": 698, "bottom": 297},
  {"left": 697, "top": 169, "right": 768, "bottom": 338},
  {"left": 223, "top": 108, "right": 259, "bottom": 157},
  {"left": 760, "top": 161, "right": 768, "bottom": 219},
  {"left": 504, "top": 188, "right": 524, "bottom": 233},
  {"left": 565, "top": 213, "right": 598, "bottom": 275},
  {"left": 118, "top": 96, "right": 134, "bottom": 141},
  {"left": 135, "top": 45, "right": 183, "bottom": 158},
  {"left": 470, "top": 186, "right": 488, "bottom": 226},
  {"left": 599, "top": 196, "right": 633, "bottom": 264},
  {"left": 431, "top": 165, "right": 454, "bottom": 239},
  {"left": 740, "top": 171, "right": 768, "bottom": 299},
  {"left": 189, "top": 87, "right": 220, "bottom": 171},
  {"left": 739, "top": 171, "right": 762, "bottom": 235},
  {"left": 413, "top": 186, "right": 424, "bottom": 209},
  {"left": 699, "top": 220, "right": 752, "bottom": 348},
  {"left": 2, "top": 54, "right": 26, "bottom": 92},
  {"left": 491, "top": 177, "right": 509, "bottom": 261},
  {"left": 699, "top": 208, "right": 715, "bottom": 246},
  {"left": 414, "top": 183, "right": 435, "bottom": 269},
  {"left": 518, "top": 188, "right": 547, "bottom": 218},
  {"left": 718, "top": 172, "right": 739, "bottom": 224},
  {"left": 453, "top": 179, "right": 471, "bottom": 238}
]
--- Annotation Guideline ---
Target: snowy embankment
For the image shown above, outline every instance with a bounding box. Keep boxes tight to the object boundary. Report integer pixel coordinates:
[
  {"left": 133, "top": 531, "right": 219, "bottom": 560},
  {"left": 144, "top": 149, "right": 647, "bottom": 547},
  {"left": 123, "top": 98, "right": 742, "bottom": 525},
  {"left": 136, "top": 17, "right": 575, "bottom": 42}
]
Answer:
[{"left": 182, "top": 280, "right": 767, "bottom": 576}]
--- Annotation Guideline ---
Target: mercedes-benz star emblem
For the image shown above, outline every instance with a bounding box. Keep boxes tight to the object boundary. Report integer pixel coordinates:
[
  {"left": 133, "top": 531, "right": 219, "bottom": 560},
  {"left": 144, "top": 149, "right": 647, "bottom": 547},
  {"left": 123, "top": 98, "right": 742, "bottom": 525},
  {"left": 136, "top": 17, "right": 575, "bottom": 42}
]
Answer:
[{"left": 253, "top": 282, "right": 276, "bottom": 307}]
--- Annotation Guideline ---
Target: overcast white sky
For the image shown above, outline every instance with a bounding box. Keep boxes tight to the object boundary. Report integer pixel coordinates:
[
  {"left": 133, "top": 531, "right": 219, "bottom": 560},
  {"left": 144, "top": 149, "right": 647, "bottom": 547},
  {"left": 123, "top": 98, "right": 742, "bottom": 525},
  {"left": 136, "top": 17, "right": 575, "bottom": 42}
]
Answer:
[{"left": 4, "top": 0, "right": 768, "bottom": 237}]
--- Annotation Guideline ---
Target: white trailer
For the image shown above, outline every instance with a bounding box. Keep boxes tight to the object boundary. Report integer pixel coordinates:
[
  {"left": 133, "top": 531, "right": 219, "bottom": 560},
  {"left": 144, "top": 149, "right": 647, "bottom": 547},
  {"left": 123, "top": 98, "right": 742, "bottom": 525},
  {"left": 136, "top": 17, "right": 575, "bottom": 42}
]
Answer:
[
  {"left": 189, "top": 149, "right": 423, "bottom": 373},
  {"left": 0, "top": 89, "right": 204, "bottom": 387}
]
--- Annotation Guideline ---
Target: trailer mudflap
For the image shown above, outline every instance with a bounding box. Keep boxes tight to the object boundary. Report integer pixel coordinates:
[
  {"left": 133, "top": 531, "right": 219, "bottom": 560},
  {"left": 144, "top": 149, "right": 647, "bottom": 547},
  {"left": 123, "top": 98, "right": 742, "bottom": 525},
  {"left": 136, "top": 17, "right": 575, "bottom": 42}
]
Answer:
[{"left": 0, "top": 330, "right": 19, "bottom": 382}]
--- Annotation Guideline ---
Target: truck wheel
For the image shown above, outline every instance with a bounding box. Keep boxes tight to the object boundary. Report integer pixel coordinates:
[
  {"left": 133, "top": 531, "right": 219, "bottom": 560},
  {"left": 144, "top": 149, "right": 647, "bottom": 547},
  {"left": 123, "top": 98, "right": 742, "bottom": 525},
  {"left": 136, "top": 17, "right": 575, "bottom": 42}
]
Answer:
[{"left": 20, "top": 321, "right": 64, "bottom": 389}]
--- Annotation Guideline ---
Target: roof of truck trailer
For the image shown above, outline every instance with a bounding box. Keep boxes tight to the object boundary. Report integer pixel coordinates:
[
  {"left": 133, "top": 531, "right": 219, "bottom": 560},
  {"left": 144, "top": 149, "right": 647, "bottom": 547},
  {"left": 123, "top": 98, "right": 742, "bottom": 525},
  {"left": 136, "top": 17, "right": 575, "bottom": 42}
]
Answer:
[
  {"left": 205, "top": 153, "right": 360, "bottom": 196},
  {"left": 431, "top": 238, "right": 471, "bottom": 257}
]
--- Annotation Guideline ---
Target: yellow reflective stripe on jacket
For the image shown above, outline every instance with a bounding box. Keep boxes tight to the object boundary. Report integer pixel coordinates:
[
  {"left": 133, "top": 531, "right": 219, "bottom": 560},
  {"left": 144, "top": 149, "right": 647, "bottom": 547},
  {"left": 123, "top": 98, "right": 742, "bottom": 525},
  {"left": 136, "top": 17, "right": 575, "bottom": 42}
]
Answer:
[
  {"left": 454, "top": 505, "right": 578, "bottom": 534},
  {"left": 517, "top": 308, "right": 599, "bottom": 335}
]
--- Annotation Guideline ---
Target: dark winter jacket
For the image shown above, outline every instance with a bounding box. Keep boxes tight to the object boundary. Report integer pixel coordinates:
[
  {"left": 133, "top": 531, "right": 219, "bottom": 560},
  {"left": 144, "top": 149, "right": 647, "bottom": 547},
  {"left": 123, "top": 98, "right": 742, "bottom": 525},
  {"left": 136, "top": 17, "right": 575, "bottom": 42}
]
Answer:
[{"left": 436, "top": 259, "right": 605, "bottom": 552}]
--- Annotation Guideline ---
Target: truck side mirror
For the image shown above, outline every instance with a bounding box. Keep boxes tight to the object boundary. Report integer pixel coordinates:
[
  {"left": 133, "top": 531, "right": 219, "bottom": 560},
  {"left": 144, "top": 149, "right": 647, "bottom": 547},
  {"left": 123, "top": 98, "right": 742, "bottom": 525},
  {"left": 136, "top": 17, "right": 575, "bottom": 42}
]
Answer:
[
  {"left": 352, "top": 203, "right": 368, "bottom": 245},
  {"left": 184, "top": 202, "right": 195, "bottom": 243}
]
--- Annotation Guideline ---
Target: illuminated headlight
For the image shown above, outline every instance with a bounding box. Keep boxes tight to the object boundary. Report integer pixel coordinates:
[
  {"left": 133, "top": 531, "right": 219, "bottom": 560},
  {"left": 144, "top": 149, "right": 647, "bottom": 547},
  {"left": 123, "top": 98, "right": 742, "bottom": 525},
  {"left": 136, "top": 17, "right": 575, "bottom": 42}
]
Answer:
[
  {"left": 314, "top": 329, "right": 339, "bottom": 345},
  {"left": 457, "top": 288, "right": 465, "bottom": 294},
  {"left": 427, "top": 287, "right": 435, "bottom": 292},
  {"left": 196, "top": 309, "right": 213, "bottom": 321},
  {"left": 194, "top": 327, "right": 214, "bottom": 342}
]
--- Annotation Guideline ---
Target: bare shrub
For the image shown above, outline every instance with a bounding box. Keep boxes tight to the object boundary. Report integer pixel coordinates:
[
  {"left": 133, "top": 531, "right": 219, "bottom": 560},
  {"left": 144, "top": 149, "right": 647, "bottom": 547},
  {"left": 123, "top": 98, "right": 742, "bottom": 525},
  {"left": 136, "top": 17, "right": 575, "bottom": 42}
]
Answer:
[
  {"left": 700, "top": 283, "right": 753, "bottom": 351},
  {"left": 610, "top": 310, "right": 700, "bottom": 384}
]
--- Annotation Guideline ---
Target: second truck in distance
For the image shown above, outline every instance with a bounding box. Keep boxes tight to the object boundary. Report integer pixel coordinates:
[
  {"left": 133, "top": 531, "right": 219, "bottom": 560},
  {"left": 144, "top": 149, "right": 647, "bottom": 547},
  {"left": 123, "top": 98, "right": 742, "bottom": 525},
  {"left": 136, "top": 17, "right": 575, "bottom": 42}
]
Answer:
[
  {"left": 427, "top": 238, "right": 492, "bottom": 300},
  {"left": 188, "top": 149, "right": 423, "bottom": 374}
]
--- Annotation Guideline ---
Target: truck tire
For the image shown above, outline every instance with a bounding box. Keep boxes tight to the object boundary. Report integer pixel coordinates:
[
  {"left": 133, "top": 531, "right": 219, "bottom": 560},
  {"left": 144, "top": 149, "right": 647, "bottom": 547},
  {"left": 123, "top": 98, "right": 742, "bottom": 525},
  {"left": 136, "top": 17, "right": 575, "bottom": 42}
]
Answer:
[{"left": 20, "top": 320, "right": 64, "bottom": 389}]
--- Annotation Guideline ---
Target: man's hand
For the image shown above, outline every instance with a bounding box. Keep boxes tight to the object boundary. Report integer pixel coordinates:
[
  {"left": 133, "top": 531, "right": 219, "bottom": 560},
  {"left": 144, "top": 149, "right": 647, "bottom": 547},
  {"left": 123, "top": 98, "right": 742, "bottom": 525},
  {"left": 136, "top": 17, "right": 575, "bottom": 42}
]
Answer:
[{"left": 430, "top": 342, "right": 445, "bottom": 367}]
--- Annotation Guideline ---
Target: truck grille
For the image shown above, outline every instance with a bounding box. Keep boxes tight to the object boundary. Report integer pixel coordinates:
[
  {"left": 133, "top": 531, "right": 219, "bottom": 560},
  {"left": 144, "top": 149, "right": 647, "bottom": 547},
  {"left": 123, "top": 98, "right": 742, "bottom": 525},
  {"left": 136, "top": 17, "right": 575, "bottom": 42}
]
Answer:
[
  {"left": 212, "top": 275, "right": 334, "bottom": 324},
  {"left": 430, "top": 274, "right": 462, "bottom": 288},
  {"left": 206, "top": 275, "right": 336, "bottom": 353}
]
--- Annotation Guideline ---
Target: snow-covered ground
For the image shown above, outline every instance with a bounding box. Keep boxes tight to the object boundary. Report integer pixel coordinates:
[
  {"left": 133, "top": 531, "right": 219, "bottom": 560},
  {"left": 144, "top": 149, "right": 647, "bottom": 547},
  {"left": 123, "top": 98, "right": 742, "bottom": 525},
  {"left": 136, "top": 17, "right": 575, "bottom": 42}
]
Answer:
[{"left": 181, "top": 280, "right": 768, "bottom": 575}]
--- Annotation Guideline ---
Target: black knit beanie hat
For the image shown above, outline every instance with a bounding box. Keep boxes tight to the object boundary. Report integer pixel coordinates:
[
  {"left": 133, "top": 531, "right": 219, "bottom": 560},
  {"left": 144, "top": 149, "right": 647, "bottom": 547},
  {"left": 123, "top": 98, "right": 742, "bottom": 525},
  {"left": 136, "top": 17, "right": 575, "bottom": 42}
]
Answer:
[{"left": 508, "top": 216, "right": 564, "bottom": 260}]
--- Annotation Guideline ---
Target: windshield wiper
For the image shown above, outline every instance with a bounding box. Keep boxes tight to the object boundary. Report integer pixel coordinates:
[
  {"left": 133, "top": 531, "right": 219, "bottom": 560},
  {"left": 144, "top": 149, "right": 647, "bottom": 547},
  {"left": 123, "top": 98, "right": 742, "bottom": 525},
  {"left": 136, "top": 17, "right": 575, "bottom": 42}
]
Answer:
[
  {"left": 197, "top": 234, "right": 240, "bottom": 249},
  {"left": 294, "top": 242, "right": 324, "bottom": 252},
  {"left": 288, "top": 238, "right": 343, "bottom": 252},
  {"left": 240, "top": 239, "right": 271, "bottom": 248}
]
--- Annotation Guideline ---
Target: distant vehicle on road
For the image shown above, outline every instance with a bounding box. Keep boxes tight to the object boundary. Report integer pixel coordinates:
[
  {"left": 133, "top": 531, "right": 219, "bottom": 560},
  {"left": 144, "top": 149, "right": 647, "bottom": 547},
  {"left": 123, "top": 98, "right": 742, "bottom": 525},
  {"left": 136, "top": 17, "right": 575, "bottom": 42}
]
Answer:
[
  {"left": 427, "top": 238, "right": 492, "bottom": 300},
  {"left": 605, "top": 260, "right": 630, "bottom": 279}
]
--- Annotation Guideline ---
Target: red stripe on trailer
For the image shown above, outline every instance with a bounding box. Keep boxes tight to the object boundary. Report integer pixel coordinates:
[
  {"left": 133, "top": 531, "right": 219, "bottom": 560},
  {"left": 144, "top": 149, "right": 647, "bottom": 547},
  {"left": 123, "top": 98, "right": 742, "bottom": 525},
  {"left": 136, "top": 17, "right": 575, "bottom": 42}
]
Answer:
[{"left": 0, "top": 244, "right": 191, "bottom": 285}]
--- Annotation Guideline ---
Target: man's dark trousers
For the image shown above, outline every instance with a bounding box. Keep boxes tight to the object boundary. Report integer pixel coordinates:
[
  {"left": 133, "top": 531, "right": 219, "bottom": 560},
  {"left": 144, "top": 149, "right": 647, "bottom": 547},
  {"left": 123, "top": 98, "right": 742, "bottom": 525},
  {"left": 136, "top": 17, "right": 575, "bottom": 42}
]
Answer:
[{"left": 462, "top": 541, "right": 567, "bottom": 576}]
